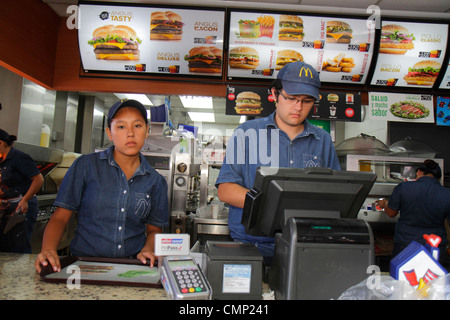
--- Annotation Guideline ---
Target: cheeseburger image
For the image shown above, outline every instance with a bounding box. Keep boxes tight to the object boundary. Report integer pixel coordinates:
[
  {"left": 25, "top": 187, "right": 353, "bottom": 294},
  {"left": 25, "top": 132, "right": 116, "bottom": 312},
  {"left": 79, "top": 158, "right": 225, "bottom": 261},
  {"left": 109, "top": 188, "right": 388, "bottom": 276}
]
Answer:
[
  {"left": 88, "top": 25, "right": 141, "bottom": 60},
  {"left": 229, "top": 47, "right": 260, "bottom": 69},
  {"left": 380, "top": 24, "right": 414, "bottom": 54},
  {"left": 326, "top": 21, "right": 353, "bottom": 43},
  {"left": 403, "top": 60, "right": 441, "bottom": 86},
  {"left": 184, "top": 46, "right": 222, "bottom": 73},
  {"left": 235, "top": 91, "right": 262, "bottom": 115},
  {"left": 150, "top": 11, "right": 184, "bottom": 40},
  {"left": 276, "top": 50, "right": 303, "bottom": 70},
  {"left": 279, "top": 15, "right": 304, "bottom": 41}
]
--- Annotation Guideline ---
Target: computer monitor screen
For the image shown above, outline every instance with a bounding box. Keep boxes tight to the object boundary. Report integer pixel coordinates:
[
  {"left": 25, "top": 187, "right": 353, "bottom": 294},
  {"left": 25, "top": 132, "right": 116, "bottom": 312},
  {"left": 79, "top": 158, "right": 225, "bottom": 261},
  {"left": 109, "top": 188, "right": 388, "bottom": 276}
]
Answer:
[{"left": 241, "top": 167, "right": 376, "bottom": 237}]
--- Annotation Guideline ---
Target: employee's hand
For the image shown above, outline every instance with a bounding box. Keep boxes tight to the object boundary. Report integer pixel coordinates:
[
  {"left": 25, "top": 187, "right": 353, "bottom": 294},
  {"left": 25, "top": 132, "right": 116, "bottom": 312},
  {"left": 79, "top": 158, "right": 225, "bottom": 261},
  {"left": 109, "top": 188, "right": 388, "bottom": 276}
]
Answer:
[
  {"left": 16, "top": 198, "right": 29, "bottom": 214},
  {"left": 375, "top": 199, "right": 388, "bottom": 210},
  {"left": 35, "top": 250, "right": 60, "bottom": 273},
  {"left": 137, "top": 249, "right": 157, "bottom": 268}
]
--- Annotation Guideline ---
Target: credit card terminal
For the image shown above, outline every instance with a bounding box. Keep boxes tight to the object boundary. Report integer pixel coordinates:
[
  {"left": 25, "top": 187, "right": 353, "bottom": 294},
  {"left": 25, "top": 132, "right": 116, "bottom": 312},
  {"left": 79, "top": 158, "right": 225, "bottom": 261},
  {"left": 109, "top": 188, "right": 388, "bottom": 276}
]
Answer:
[{"left": 160, "top": 256, "right": 212, "bottom": 300}]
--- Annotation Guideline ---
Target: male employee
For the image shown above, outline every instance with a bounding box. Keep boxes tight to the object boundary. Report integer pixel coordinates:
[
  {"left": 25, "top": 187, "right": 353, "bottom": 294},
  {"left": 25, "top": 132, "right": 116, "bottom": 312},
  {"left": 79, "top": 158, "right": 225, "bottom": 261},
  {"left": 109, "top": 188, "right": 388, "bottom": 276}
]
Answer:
[{"left": 216, "top": 61, "right": 340, "bottom": 263}]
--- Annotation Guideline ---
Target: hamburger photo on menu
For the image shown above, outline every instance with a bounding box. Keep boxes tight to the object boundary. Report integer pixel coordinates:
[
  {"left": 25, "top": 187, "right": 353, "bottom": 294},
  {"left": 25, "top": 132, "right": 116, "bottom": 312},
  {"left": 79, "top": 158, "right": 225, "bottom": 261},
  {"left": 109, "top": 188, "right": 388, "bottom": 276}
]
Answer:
[
  {"left": 278, "top": 15, "right": 304, "bottom": 41},
  {"left": 380, "top": 24, "right": 415, "bottom": 54},
  {"left": 276, "top": 50, "right": 303, "bottom": 70},
  {"left": 326, "top": 21, "right": 353, "bottom": 43},
  {"left": 229, "top": 47, "right": 260, "bottom": 69},
  {"left": 88, "top": 25, "right": 141, "bottom": 60},
  {"left": 235, "top": 91, "right": 262, "bottom": 115},
  {"left": 150, "top": 11, "right": 184, "bottom": 40},
  {"left": 184, "top": 46, "right": 222, "bottom": 73},
  {"left": 403, "top": 60, "right": 441, "bottom": 86}
]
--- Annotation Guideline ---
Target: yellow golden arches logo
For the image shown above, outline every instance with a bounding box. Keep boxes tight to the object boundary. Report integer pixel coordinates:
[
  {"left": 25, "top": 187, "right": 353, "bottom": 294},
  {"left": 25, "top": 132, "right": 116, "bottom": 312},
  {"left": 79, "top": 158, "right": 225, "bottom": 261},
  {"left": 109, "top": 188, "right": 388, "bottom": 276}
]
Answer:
[{"left": 299, "top": 67, "right": 314, "bottom": 78}]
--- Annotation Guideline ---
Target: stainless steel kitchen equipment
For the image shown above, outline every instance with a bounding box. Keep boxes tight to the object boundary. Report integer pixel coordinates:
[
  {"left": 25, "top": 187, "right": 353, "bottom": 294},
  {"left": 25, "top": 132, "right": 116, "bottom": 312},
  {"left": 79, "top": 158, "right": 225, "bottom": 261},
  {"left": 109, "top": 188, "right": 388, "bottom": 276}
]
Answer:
[{"left": 13, "top": 142, "right": 77, "bottom": 253}]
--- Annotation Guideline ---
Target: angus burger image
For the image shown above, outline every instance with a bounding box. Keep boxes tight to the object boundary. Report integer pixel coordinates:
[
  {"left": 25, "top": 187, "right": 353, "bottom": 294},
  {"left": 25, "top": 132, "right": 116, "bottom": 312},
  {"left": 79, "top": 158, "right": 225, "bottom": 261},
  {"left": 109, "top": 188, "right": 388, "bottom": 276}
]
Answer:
[
  {"left": 403, "top": 60, "right": 441, "bottom": 86},
  {"left": 326, "top": 20, "right": 353, "bottom": 43},
  {"left": 235, "top": 91, "right": 262, "bottom": 115},
  {"left": 229, "top": 47, "right": 260, "bottom": 69},
  {"left": 380, "top": 24, "right": 415, "bottom": 54},
  {"left": 88, "top": 25, "right": 141, "bottom": 60},
  {"left": 150, "top": 11, "right": 184, "bottom": 40},
  {"left": 278, "top": 15, "right": 304, "bottom": 41},
  {"left": 184, "top": 46, "right": 222, "bottom": 73},
  {"left": 275, "top": 50, "right": 303, "bottom": 70}
]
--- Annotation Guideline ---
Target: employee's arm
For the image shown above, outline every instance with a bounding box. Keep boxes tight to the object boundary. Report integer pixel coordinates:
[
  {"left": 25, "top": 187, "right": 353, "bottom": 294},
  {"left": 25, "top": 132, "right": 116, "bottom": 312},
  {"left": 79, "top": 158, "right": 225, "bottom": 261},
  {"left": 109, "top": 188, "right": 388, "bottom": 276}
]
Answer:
[
  {"left": 138, "top": 224, "right": 162, "bottom": 267},
  {"left": 35, "top": 207, "right": 73, "bottom": 273},
  {"left": 17, "top": 173, "right": 44, "bottom": 213},
  {"left": 376, "top": 199, "right": 399, "bottom": 218},
  {"left": 217, "top": 182, "right": 249, "bottom": 209}
]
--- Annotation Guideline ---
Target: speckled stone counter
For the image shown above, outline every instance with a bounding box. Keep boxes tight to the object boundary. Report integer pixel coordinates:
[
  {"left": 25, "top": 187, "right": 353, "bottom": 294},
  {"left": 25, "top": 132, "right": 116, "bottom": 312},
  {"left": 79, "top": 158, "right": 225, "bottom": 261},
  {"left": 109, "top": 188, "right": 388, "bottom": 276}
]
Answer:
[{"left": 0, "top": 253, "right": 168, "bottom": 300}]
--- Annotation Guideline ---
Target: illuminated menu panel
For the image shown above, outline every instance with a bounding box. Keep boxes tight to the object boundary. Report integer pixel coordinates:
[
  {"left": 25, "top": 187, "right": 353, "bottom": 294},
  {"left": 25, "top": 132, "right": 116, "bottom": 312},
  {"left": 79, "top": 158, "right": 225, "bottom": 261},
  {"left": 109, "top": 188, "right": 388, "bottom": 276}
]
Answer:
[
  {"left": 227, "top": 11, "right": 375, "bottom": 84},
  {"left": 370, "top": 21, "right": 448, "bottom": 88},
  {"left": 78, "top": 3, "right": 225, "bottom": 77}
]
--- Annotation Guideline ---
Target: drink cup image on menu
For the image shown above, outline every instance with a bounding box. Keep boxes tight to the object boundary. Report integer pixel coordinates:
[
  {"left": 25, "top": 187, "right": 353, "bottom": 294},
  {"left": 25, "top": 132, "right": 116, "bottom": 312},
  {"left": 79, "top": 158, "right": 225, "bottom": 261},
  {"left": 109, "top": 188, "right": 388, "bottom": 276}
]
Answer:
[{"left": 88, "top": 25, "right": 142, "bottom": 60}]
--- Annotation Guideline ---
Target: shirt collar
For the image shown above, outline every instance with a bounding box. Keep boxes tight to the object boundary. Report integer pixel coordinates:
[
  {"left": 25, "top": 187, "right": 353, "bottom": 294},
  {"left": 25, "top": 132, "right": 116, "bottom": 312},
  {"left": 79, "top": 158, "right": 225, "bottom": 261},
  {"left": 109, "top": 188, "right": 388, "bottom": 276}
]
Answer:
[
  {"left": 266, "top": 112, "right": 321, "bottom": 140},
  {"left": 100, "top": 146, "right": 152, "bottom": 176}
]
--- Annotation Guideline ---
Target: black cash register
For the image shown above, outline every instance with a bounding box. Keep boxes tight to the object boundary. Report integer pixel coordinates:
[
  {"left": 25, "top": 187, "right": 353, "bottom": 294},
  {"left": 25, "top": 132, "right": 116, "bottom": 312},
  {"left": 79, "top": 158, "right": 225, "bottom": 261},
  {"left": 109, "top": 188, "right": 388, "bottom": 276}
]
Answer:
[{"left": 242, "top": 167, "right": 377, "bottom": 300}]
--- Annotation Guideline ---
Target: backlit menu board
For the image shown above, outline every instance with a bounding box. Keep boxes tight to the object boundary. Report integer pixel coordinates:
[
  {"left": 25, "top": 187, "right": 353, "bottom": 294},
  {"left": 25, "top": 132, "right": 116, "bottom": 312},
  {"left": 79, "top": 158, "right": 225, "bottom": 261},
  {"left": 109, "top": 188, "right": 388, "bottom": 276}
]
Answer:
[
  {"left": 370, "top": 21, "right": 448, "bottom": 88},
  {"left": 78, "top": 3, "right": 225, "bottom": 76},
  {"left": 227, "top": 11, "right": 375, "bottom": 84}
]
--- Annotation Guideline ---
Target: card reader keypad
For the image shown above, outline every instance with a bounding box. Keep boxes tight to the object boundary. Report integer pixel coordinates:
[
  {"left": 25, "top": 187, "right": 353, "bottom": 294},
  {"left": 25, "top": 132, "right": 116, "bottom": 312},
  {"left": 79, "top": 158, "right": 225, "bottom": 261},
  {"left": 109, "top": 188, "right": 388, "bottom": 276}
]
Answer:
[{"left": 173, "top": 267, "right": 206, "bottom": 294}]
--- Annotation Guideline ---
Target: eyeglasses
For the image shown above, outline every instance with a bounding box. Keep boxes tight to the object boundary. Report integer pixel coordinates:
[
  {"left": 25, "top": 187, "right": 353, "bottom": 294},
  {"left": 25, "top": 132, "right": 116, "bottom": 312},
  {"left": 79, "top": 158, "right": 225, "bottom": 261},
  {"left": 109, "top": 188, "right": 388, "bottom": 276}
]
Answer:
[{"left": 278, "top": 91, "right": 315, "bottom": 107}]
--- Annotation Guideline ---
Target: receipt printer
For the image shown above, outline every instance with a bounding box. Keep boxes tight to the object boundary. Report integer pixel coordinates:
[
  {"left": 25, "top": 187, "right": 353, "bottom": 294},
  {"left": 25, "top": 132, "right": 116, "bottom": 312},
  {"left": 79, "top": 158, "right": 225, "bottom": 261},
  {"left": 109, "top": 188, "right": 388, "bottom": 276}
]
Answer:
[
  {"left": 205, "top": 241, "right": 263, "bottom": 300},
  {"left": 269, "top": 217, "right": 374, "bottom": 300}
]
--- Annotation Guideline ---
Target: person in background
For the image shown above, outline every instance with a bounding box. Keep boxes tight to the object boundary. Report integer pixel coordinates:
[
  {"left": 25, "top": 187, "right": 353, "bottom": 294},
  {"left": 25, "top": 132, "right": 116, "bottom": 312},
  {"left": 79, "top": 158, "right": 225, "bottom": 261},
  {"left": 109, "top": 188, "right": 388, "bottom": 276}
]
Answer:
[
  {"left": 0, "top": 129, "right": 44, "bottom": 253},
  {"left": 216, "top": 61, "right": 340, "bottom": 263},
  {"left": 377, "top": 159, "right": 450, "bottom": 268},
  {"left": 35, "top": 99, "right": 169, "bottom": 273}
]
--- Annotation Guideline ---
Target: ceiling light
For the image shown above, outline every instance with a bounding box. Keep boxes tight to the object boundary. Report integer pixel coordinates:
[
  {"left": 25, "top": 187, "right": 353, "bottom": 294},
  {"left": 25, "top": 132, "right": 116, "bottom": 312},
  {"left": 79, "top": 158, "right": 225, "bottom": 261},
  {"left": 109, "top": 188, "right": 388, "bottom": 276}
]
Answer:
[
  {"left": 180, "top": 96, "right": 213, "bottom": 109},
  {"left": 188, "top": 112, "right": 215, "bottom": 123},
  {"left": 114, "top": 93, "right": 153, "bottom": 106}
]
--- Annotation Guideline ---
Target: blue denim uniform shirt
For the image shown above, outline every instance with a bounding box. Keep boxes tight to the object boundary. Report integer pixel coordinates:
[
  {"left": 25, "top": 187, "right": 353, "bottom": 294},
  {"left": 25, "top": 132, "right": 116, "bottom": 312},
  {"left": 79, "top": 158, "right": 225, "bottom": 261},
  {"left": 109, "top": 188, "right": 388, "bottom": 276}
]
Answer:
[
  {"left": 216, "top": 112, "right": 341, "bottom": 245},
  {"left": 54, "top": 146, "right": 169, "bottom": 258},
  {"left": 388, "top": 176, "right": 450, "bottom": 249},
  {"left": 0, "top": 147, "right": 41, "bottom": 198}
]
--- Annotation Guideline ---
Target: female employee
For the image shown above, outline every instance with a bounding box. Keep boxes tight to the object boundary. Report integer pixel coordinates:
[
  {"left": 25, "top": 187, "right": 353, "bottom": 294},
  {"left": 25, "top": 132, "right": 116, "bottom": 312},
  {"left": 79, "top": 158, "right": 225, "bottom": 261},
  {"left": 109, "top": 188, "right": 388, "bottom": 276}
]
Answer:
[
  {"left": 35, "top": 99, "right": 169, "bottom": 273},
  {"left": 0, "top": 129, "right": 44, "bottom": 253},
  {"left": 377, "top": 159, "right": 450, "bottom": 266}
]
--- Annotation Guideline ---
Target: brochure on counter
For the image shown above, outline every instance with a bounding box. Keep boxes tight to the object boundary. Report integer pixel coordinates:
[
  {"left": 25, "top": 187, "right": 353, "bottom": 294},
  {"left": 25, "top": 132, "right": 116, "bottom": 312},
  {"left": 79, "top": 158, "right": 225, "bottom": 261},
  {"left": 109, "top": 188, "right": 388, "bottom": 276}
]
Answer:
[
  {"left": 227, "top": 11, "right": 375, "bottom": 85},
  {"left": 78, "top": 3, "right": 225, "bottom": 76},
  {"left": 370, "top": 20, "right": 448, "bottom": 89},
  {"left": 368, "top": 92, "right": 434, "bottom": 123}
]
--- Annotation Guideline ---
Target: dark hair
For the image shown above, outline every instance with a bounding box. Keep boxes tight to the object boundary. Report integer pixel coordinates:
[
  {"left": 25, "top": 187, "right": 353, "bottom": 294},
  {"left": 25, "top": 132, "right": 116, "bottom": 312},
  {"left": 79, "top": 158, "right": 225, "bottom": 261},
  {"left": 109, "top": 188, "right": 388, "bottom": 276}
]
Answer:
[
  {"left": 269, "top": 79, "right": 283, "bottom": 101},
  {"left": 0, "top": 129, "right": 17, "bottom": 146},
  {"left": 418, "top": 159, "right": 442, "bottom": 179}
]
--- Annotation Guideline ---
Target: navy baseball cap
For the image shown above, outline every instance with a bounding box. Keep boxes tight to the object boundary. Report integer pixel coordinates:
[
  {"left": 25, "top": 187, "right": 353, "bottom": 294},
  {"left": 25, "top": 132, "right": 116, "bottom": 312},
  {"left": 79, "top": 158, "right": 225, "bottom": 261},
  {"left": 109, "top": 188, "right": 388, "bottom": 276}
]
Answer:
[
  {"left": 277, "top": 61, "right": 321, "bottom": 100},
  {"left": 108, "top": 99, "right": 148, "bottom": 123}
]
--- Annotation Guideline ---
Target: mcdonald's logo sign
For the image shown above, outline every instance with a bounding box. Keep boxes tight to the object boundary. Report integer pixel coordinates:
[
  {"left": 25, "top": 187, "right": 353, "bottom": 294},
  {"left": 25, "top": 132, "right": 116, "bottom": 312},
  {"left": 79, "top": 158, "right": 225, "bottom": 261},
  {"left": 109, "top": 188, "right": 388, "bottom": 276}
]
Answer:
[{"left": 299, "top": 67, "right": 314, "bottom": 78}]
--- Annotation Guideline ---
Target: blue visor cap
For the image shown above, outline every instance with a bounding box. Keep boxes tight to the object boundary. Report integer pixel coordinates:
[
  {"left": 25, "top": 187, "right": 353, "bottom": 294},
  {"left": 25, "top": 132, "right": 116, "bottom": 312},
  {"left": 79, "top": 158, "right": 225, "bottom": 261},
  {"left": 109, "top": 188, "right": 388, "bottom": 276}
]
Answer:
[
  {"left": 108, "top": 99, "right": 148, "bottom": 122},
  {"left": 277, "top": 61, "right": 321, "bottom": 100}
]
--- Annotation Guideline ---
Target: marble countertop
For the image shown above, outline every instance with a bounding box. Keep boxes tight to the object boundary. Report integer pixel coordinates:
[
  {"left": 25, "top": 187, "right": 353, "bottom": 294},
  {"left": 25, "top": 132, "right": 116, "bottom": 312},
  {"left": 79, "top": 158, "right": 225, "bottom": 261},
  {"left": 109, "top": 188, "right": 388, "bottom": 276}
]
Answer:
[{"left": 0, "top": 253, "right": 168, "bottom": 300}]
